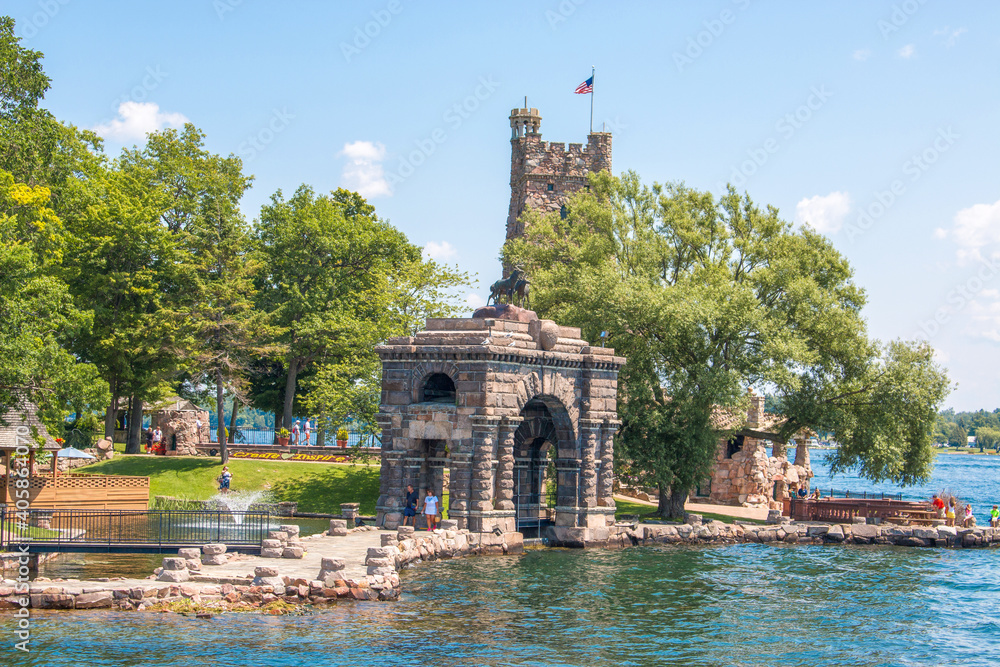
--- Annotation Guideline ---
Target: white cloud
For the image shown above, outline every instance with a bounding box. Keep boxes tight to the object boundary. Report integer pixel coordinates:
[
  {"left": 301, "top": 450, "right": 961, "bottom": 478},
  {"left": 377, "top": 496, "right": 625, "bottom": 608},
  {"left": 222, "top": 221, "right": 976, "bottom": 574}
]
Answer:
[
  {"left": 795, "top": 191, "right": 851, "bottom": 234},
  {"left": 933, "top": 227, "right": 948, "bottom": 240},
  {"left": 92, "top": 101, "right": 188, "bottom": 142},
  {"left": 852, "top": 49, "right": 872, "bottom": 61},
  {"left": 898, "top": 44, "right": 916, "bottom": 59},
  {"left": 949, "top": 199, "right": 1000, "bottom": 264},
  {"left": 934, "top": 26, "right": 967, "bottom": 48},
  {"left": 465, "top": 292, "right": 486, "bottom": 309},
  {"left": 423, "top": 240, "right": 457, "bottom": 262},
  {"left": 339, "top": 140, "right": 391, "bottom": 198}
]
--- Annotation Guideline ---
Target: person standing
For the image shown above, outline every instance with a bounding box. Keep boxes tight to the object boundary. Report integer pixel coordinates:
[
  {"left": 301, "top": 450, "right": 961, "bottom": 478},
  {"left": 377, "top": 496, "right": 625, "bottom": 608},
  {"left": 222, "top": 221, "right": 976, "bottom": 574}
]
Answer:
[
  {"left": 303, "top": 418, "right": 312, "bottom": 446},
  {"left": 291, "top": 419, "right": 301, "bottom": 446},
  {"left": 144, "top": 427, "right": 153, "bottom": 453},
  {"left": 152, "top": 426, "right": 163, "bottom": 455},
  {"left": 990, "top": 505, "right": 999, "bottom": 528},
  {"left": 421, "top": 487, "right": 440, "bottom": 531},
  {"left": 401, "top": 484, "right": 419, "bottom": 527},
  {"left": 218, "top": 466, "right": 232, "bottom": 494},
  {"left": 931, "top": 494, "right": 945, "bottom": 519},
  {"left": 946, "top": 497, "right": 957, "bottom": 527}
]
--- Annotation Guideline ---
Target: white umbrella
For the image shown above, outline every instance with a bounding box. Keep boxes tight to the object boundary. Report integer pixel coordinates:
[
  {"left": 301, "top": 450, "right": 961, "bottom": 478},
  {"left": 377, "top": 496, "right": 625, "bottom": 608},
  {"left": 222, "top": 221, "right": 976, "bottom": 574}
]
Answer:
[{"left": 56, "top": 447, "right": 96, "bottom": 459}]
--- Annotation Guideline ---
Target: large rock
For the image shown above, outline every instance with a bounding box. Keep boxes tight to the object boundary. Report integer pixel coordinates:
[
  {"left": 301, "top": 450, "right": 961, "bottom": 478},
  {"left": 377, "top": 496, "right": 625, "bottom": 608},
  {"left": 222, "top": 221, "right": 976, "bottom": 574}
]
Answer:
[
  {"left": 177, "top": 548, "right": 201, "bottom": 560},
  {"left": 328, "top": 519, "right": 348, "bottom": 537},
  {"left": 201, "top": 554, "right": 227, "bottom": 566},
  {"left": 74, "top": 591, "right": 114, "bottom": 609},
  {"left": 161, "top": 557, "right": 187, "bottom": 571},
  {"left": 157, "top": 569, "right": 190, "bottom": 583},
  {"left": 255, "top": 566, "right": 280, "bottom": 578},
  {"left": 260, "top": 547, "right": 284, "bottom": 558},
  {"left": 282, "top": 547, "right": 304, "bottom": 559},
  {"left": 202, "top": 543, "right": 227, "bottom": 555},
  {"left": 321, "top": 558, "right": 346, "bottom": 572}
]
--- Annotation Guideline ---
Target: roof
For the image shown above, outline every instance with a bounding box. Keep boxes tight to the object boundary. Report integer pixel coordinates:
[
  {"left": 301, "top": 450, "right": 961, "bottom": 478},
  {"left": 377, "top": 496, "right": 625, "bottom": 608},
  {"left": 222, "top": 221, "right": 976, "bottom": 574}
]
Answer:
[
  {"left": 710, "top": 405, "right": 813, "bottom": 442},
  {"left": 147, "top": 396, "right": 202, "bottom": 412},
  {"left": 0, "top": 399, "right": 60, "bottom": 451}
]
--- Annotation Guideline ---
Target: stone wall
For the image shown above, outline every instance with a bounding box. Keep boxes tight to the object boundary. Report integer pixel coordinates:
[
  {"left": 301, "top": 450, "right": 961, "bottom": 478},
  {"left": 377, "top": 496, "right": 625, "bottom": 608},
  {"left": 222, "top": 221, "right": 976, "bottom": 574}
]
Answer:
[{"left": 505, "top": 107, "right": 612, "bottom": 242}]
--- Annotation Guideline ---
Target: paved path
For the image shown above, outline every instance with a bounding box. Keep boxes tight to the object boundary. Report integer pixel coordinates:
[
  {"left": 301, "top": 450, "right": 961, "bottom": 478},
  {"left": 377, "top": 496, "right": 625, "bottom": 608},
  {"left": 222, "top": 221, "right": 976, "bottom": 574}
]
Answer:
[
  {"left": 15, "top": 529, "right": 387, "bottom": 594},
  {"left": 615, "top": 494, "right": 769, "bottom": 521},
  {"left": 196, "top": 530, "right": 383, "bottom": 583}
]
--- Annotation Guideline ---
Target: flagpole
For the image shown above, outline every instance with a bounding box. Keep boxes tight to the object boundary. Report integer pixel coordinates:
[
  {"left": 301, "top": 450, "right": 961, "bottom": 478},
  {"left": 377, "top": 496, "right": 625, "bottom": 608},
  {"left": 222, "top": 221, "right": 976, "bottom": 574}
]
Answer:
[{"left": 589, "top": 66, "right": 595, "bottom": 134}]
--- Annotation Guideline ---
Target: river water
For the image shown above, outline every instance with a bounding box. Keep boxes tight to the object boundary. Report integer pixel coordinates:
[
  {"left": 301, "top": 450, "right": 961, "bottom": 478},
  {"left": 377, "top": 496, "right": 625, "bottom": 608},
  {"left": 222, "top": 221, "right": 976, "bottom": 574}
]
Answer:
[
  {"left": 16, "top": 544, "right": 1000, "bottom": 666},
  {"left": 11, "top": 453, "right": 1000, "bottom": 666},
  {"left": 808, "top": 449, "right": 1000, "bottom": 521}
]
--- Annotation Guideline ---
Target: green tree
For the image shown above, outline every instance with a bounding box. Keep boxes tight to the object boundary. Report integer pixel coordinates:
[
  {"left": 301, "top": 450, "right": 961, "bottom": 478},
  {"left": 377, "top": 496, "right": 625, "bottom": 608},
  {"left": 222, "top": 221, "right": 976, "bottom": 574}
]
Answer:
[
  {"left": 255, "top": 186, "right": 416, "bottom": 431},
  {"left": 60, "top": 161, "right": 186, "bottom": 439},
  {"left": 976, "top": 427, "right": 1000, "bottom": 452},
  {"left": 0, "top": 169, "right": 107, "bottom": 430},
  {"left": 505, "top": 172, "right": 950, "bottom": 518},
  {"left": 948, "top": 422, "right": 968, "bottom": 447},
  {"left": 120, "top": 125, "right": 263, "bottom": 460}
]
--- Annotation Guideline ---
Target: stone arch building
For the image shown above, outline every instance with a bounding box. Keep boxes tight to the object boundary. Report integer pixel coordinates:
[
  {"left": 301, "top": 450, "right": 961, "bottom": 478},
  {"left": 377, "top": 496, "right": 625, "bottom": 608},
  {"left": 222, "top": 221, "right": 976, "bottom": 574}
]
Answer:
[{"left": 375, "top": 309, "right": 624, "bottom": 546}]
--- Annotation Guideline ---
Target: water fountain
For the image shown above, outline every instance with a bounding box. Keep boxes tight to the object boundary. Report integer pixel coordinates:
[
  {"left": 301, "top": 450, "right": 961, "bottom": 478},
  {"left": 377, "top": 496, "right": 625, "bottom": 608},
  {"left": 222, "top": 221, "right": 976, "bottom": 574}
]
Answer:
[{"left": 207, "top": 490, "right": 269, "bottom": 525}]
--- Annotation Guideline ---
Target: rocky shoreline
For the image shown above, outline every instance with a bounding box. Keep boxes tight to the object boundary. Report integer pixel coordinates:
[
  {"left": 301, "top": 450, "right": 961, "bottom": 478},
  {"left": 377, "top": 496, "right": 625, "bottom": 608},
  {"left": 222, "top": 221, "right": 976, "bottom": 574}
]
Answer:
[
  {"left": 4, "top": 514, "right": 996, "bottom": 613},
  {"left": 0, "top": 522, "right": 521, "bottom": 612},
  {"left": 630, "top": 514, "right": 1000, "bottom": 549}
]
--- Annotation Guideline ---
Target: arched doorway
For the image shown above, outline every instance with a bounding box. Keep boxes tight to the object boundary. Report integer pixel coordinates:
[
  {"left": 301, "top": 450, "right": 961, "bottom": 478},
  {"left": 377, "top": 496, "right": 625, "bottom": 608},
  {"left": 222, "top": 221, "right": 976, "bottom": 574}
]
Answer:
[{"left": 512, "top": 398, "right": 561, "bottom": 536}]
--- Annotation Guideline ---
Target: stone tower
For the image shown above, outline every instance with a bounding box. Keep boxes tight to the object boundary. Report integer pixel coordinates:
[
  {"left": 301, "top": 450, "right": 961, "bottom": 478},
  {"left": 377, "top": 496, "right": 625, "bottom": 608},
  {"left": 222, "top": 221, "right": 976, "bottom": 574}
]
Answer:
[{"left": 505, "top": 107, "right": 612, "bottom": 243}]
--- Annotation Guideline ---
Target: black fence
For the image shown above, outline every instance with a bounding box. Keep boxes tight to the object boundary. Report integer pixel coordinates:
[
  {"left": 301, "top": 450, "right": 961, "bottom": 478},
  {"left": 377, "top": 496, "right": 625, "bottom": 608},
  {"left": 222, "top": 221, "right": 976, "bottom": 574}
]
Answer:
[
  {"left": 207, "top": 426, "right": 381, "bottom": 448},
  {"left": 821, "top": 489, "right": 903, "bottom": 501},
  {"left": 0, "top": 508, "right": 272, "bottom": 553}
]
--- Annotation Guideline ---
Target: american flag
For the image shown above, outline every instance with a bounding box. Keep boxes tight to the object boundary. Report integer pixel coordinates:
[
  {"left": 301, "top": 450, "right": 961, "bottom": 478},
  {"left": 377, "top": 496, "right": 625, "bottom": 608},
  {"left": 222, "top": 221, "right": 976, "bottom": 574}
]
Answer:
[{"left": 574, "top": 76, "right": 593, "bottom": 94}]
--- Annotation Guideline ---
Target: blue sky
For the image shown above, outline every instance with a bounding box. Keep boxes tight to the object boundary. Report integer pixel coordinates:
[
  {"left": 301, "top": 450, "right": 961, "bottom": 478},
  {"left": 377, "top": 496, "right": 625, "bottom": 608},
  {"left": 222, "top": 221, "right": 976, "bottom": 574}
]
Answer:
[{"left": 10, "top": 1, "right": 1000, "bottom": 410}]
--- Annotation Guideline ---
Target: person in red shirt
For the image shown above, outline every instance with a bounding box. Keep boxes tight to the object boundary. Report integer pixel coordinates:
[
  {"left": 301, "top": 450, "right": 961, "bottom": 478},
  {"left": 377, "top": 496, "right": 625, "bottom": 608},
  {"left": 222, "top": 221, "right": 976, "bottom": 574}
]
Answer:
[{"left": 931, "top": 494, "right": 946, "bottom": 519}]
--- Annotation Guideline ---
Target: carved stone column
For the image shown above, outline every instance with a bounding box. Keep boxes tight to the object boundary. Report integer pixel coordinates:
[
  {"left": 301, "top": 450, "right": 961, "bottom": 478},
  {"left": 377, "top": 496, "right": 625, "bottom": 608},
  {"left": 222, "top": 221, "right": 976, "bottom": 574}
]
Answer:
[
  {"left": 598, "top": 419, "right": 620, "bottom": 508},
  {"left": 494, "top": 417, "right": 522, "bottom": 511},
  {"left": 468, "top": 415, "right": 502, "bottom": 531},
  {"left": 447, "top": 438, "right": 473, "bottom": 529},
  {"left": 578, "top": 419, "right": 602, "bottom": 508},
  {"left": 375, "top": 412, "right": 401, "bottom": 527}
]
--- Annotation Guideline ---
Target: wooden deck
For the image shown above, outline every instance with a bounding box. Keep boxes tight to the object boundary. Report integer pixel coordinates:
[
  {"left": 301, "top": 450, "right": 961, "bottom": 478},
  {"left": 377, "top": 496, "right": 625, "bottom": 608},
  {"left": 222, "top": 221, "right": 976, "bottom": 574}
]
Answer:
[
  {"left": 790, "top": 497, "right": 942, "bottom": 525},
  {"left": 2, "top": 474, "right": 149, "bottom": 510}
]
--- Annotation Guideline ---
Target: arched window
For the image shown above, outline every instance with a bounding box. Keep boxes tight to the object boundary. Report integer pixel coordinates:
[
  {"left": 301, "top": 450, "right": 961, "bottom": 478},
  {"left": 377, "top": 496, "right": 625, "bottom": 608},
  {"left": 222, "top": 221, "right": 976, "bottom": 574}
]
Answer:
[{"left": 422, "top": 373, "right": 456, "bottom": 404}]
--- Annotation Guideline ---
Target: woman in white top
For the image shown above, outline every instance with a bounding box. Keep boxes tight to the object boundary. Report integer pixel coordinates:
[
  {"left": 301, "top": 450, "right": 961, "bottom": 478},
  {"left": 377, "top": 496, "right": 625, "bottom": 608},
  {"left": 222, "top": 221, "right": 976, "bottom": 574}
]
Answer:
[{"left": 422, "top": 488, "right": 440, "bottom": 531}]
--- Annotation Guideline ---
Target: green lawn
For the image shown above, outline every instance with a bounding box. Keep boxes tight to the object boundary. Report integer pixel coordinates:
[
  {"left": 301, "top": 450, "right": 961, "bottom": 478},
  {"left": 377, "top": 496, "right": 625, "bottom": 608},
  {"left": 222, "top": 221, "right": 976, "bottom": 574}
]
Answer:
[{"left": 76, "top": 456, "right": 380, "bottom": 515}]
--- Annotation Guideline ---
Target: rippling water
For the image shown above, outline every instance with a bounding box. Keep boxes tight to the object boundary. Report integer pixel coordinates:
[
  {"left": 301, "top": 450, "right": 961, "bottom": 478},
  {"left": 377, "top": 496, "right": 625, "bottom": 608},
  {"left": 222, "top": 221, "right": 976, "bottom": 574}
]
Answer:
[
  {"left": 809, "top": 450, "right": 1000, "bottom": 519},
  {"left": 15, "top": 544, "right": 1000, "bottom": 667}
]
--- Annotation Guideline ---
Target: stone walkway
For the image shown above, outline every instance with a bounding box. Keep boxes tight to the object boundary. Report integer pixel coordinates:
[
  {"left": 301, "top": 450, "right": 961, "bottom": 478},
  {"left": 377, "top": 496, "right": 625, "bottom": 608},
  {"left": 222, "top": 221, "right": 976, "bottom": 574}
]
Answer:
[
  {"left": 193, "top": 529, "right": 383, "bottom": 583},
  {"left": 614, "top": 494, "right": 770, "bottom": 521}
]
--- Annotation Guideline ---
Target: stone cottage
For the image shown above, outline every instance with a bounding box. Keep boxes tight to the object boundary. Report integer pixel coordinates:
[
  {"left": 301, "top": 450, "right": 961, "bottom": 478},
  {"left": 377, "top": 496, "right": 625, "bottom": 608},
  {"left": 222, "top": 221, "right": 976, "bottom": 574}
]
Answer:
[
  {"left": 708, "top": 391, "right": 813, "bottom": 510},
  {"left": 147, "top": 397, "right": 210, "bottom": 456}
]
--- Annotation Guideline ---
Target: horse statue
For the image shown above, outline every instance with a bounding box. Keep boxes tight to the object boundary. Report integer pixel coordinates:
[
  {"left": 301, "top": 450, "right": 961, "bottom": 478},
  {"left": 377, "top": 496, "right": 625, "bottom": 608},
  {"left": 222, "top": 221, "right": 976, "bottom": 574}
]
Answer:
[
  {"left": 488, "top": 269, "right": 521, "bottom": 306},
  {"left": 513, "top": 275, "right": 530, "bottom": 309}
]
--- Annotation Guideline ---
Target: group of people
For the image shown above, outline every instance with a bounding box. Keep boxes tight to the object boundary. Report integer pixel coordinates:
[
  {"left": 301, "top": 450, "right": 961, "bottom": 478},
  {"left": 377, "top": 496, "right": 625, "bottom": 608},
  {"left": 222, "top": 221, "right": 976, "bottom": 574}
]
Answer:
[
  {"left": 401, "top": 484, "right": 441, "bottom": 531},
  {"left": 930, "top": 494, "right": 998, "bottom": 528},
  {"left": 144, "top": 426, "right": 163, "bottom": 454},
  {"left": 290, "top": 419, "right": 312, "bottom": 446}
]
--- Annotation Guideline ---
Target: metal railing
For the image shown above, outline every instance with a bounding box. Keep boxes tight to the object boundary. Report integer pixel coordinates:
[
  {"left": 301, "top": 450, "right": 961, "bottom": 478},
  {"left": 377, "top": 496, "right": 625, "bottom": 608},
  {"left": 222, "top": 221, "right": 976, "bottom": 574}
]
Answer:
[
  {"left": 0, "top": 508, "right": 271, "bottom": 552},
  {"left": 207, "top": 426, "right": 381, "bottom": 448},
  {"left": 821, "top": 489, "right": 902, "bottom": 501}
]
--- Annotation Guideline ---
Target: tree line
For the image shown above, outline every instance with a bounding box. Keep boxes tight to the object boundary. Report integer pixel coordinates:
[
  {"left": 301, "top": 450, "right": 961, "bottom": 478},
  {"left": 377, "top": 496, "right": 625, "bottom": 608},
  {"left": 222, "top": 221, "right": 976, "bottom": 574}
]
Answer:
[
  {"left": 934, "top": 409, "right": 1000, "bottom": 450},
  {"left": 0, "top": 18, "right": 469, "bottom": 460}
]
